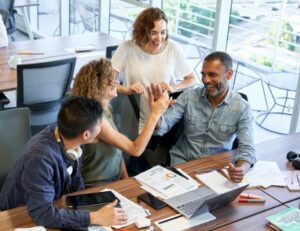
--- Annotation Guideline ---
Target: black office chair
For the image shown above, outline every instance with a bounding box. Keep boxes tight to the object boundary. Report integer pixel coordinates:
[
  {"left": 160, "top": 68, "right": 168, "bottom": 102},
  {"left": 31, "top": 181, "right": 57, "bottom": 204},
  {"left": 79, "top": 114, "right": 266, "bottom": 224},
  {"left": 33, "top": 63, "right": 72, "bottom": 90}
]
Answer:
[
  {"left": 0, "top": 108, "right": 31, "bottom": 189},
  {"left": 105, "top": 45, "right": 118, "bottom": 59},
  {"left": 232, "top": 92, "right": 248, "bottom": 150},
  {"left": 17, "top": 57, "right": 76, "bottom": 135},
  {"left": 0, "top": 0, "right": 16, "bottom": 41},
  {"left": 125, "top": 91, "right": 185, "bottom": 175}
]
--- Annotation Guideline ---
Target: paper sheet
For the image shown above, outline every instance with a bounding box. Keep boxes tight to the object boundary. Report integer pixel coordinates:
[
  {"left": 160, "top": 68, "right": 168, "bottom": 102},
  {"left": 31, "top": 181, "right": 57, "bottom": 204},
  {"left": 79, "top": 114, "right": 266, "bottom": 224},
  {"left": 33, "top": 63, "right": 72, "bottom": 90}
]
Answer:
[
  {"left": 283, "top": 171, "right": 300, "bottom": 191},
  {"left": 14, "top": 227, "right": 46, "bottom": 231},
  {"left": 244, "top": 161, "right": 287, "bottom": 188},
  {"left": 102, "top": 189, "right": 148, "bottom": 229},
  {"left": 155, "top": 212, "right": 216, "bottom": 231},
  {"left": 195, "top": 170, "right": 244, "bottom": 194}
]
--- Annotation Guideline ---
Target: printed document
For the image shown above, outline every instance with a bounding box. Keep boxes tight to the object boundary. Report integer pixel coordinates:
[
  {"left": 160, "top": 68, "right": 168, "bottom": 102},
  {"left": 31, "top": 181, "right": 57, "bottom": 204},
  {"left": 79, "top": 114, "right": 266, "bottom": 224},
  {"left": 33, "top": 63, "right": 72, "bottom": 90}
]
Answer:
[
  {"left": 135, "top": 166, "right": 197, "bottom": 198},
  {"left": 102, "top": 189, "right": 148, "bottom": 229}
]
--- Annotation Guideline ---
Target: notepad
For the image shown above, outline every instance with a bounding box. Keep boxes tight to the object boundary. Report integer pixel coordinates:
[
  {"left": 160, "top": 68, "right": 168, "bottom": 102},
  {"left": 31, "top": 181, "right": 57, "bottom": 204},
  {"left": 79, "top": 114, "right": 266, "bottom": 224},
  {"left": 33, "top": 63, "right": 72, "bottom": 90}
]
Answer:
[
  {"left": 266, "top": 207, "right": 300, "bottom": 231},
  {"left": 74, "top": 45, "right": 95, "bottom": 52},
  {"left": 155, "top": 212, "right": 215, "bottom": 231},
  {"left": 196, "top": 170, "right": 244, "bottom": 194}
]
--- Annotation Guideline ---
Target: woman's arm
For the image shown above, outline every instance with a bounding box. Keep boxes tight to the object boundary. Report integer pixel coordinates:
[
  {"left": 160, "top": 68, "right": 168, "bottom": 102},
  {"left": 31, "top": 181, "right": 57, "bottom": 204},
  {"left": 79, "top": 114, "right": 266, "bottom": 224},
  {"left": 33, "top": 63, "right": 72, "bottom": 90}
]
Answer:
[
  {"left": 98, "top": 90, "right": 171, "bottom": 156},
  {"left": 113, "top": 69, "right": 145, "bottom": 95},
  {"left": 159, "top": 73, "right": 196, "bottom": 93}
]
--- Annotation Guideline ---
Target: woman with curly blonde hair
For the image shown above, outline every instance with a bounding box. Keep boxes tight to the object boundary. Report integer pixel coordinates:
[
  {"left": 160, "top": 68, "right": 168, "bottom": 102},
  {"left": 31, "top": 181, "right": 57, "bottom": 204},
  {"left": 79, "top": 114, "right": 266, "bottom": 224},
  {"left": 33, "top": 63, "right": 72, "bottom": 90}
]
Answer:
[{"left": 71, "top": 58, "right": 171, "bottom": 186}]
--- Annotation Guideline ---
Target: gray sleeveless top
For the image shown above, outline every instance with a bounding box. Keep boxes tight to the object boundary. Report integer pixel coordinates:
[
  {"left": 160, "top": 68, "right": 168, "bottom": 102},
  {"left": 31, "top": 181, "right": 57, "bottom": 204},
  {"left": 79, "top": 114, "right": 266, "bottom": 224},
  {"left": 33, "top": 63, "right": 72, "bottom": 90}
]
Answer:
[{"left": 82, "top": 111, "right": 122, "bottom": 187}]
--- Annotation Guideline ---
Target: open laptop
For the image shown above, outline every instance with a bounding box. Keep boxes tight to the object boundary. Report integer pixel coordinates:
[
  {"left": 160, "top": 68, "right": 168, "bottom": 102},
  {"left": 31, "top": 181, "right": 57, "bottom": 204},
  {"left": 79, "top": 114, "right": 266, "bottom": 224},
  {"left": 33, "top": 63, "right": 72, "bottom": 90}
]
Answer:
[{"left": 164, "top": 183, "right": 248, "bottom": 218}]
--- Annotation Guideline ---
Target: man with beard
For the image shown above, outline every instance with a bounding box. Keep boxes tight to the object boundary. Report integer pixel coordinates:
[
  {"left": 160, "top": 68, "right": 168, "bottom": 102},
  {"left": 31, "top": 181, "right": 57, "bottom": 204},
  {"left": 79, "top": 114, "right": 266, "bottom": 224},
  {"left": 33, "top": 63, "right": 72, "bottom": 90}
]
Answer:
[{"left": 151, "top": 51, "right": 256, "bottom": 183}]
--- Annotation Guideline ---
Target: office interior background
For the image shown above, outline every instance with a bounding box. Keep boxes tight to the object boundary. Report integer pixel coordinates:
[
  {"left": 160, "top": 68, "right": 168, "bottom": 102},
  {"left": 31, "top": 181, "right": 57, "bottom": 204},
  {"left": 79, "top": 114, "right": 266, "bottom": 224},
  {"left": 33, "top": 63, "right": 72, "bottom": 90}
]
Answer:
[{"left": 12, "top": 0, "right": 300, "bottom": 143}]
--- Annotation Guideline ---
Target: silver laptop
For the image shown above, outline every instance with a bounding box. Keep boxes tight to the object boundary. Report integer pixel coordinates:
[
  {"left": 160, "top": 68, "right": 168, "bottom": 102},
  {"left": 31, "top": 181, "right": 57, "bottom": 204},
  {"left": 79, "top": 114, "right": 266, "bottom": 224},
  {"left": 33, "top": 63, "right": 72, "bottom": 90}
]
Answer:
[{"left": 165, "top": 184, "right": 248, "bottom": 218}]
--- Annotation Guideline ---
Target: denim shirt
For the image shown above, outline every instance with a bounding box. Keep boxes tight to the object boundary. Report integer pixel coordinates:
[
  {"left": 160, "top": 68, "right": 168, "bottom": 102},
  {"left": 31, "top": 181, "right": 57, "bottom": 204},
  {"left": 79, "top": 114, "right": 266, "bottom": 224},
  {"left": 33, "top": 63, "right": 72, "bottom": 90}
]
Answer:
[{"left": 155, "top": 87, "right": 256, "bottom": 165}]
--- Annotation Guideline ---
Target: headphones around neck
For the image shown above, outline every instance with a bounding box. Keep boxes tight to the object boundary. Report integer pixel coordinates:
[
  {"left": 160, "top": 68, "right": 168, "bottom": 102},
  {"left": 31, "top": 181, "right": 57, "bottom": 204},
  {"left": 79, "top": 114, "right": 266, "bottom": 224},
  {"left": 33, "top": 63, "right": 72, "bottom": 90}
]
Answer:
[
  {"left": 286, "top": 151, "right": 300, "bottom": 170},
  {"left": 55, "top": 129, "right": 83, "bottom": 161}
]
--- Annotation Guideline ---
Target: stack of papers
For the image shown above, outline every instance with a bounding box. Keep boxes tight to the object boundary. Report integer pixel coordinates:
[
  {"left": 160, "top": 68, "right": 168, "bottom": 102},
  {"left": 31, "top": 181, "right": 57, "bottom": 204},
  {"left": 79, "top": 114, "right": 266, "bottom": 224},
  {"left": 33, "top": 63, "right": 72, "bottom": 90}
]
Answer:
[
  {"left": 102, "top": 189, "right": 148, "bottom": 229},
  {"left": 243, "top": 161, "right": 287, "bottom": 188},
  {"left": 135, "top": 166, "right": 199, "bottom": 199}
]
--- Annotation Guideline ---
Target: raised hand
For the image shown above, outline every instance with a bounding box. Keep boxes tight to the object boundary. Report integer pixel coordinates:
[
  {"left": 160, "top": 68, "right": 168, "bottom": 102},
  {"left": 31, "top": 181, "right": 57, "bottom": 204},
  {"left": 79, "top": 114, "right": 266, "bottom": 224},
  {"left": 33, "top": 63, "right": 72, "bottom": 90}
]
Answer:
[{"left": 148, "top": 83, "right": 172, "bottom": 117}]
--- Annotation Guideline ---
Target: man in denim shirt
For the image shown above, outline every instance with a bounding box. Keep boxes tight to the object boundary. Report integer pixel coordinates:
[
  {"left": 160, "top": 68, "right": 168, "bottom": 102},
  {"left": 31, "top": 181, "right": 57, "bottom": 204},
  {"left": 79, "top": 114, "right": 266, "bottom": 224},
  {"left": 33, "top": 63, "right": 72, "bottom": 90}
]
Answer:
[{"left": 153, "top": 51, "right": 256, "bottom": 182}]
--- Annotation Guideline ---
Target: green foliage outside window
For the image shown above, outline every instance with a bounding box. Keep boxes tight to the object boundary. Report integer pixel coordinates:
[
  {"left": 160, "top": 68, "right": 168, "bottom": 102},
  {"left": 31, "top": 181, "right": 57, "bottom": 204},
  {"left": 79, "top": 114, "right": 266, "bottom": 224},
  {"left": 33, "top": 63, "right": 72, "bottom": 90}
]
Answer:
[{"left": 267, "top": 21, "right": 295, "bottom": 51}]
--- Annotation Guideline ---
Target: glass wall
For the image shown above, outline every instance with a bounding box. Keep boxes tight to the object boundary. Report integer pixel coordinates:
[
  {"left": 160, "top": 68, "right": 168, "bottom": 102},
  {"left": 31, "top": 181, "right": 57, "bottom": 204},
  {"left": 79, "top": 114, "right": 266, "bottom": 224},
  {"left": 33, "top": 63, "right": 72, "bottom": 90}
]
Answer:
[
  {"left": 227, "top": 0, "right": 300, "bottom": 135},
  {"left": 37, "top": 0, "right": 60, "bottom": 36},
  {"left": 19, "top": 0, "right": 300, "bottom": 138},
  {"left": 228, "top": 1, "right": 300, "bottom": 72}
]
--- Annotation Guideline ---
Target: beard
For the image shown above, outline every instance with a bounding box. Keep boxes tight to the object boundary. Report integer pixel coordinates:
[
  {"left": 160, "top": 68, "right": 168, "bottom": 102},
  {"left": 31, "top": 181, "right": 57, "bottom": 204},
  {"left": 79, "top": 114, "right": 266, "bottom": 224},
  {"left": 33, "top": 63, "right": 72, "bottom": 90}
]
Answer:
[{"left": 204, "top": 82, "right": 224, "bottom": 98}]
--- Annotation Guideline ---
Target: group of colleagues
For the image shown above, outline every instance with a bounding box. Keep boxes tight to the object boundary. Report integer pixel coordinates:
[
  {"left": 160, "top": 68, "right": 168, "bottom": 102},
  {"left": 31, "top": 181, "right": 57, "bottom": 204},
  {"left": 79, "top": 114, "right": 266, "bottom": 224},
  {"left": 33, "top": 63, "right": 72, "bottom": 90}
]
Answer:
[{"left": 0, "top": 7, "right": 256, "bottom": 229}]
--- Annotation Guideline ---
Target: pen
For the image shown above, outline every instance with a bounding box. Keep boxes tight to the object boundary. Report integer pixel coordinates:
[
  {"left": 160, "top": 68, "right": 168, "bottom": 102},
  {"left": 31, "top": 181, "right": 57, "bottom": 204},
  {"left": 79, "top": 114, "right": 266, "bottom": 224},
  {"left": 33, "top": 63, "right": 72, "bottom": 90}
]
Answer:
[
  {"left": 238, "top": 198, "right": 265, "bottom": 203},
  {"left": 240, "top": 193, "right": 263, "bottom": 199},
  {"left": 194, "top": 169, "right": 216, "bottom": 173},
  {"left": 158, "top": 214, "right": 183, "bottom": 224},
  {"left": 194, "top": 166, "right": 230, "bottom": 173},
  {"left": 167, "top": 167, "right": 189, "bottom": 180},
  {"left": 17, "top": 51, "right": 44, "bottom": 55}
]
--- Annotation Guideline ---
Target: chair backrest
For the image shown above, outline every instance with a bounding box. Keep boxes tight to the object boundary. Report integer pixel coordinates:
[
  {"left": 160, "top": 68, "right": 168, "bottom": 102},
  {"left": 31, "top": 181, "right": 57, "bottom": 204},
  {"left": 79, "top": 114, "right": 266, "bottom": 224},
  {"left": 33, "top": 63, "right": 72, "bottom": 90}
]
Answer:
[
  {"left": 0, "top": 0, "right": 16, "bottom": 35},
  {"left": 106, "top": 45, "right": 118, "bottom": 59},
  {"left": 17, "top": 57, "right": 76, "bottom": 134},
  {"left": 0, "top": 108, "right": 31, "bottom": 188},
  {"left": 232, "top": 92, "right": 248, "bottom": 150}
]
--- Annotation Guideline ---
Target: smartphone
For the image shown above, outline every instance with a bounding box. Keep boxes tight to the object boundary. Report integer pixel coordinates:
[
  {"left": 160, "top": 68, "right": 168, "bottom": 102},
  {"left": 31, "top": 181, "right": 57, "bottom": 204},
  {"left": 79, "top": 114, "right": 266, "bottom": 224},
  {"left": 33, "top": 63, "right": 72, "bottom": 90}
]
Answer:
[
  {"left": 137, "top": 192, "right": 167, "bottom": 210},
  {"left": 66, "top": 191, "right": 120, "bottom": 211}
]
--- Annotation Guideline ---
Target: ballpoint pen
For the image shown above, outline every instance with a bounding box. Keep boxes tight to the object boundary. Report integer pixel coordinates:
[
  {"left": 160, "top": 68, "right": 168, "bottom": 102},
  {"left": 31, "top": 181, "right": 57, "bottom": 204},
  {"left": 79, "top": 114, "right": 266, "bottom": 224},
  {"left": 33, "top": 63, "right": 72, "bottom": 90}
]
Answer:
[{"left": 194, "top": 165, "right": 230, "bottom": 173}]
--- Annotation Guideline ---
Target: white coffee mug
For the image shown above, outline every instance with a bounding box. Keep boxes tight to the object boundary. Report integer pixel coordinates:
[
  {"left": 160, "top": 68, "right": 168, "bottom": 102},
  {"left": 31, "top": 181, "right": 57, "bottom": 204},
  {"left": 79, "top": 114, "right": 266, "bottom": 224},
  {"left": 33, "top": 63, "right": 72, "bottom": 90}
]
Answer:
[{"left": 8, "top": 55, "right": 22, "bottom": 69}]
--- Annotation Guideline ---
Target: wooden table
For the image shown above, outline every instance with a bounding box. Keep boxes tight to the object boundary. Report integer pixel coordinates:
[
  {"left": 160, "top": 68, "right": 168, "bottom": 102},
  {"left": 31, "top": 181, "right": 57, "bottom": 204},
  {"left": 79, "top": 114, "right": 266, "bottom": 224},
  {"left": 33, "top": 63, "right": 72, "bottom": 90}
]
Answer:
[
  {"left": 0, "top": 155, "right": 284, "bottom": 231},
  {"left": 0, "top": 32, "right": 120, "bottom": 91},
  {"left": 1, "top": 133, "right": 300, "bottom": 230}
]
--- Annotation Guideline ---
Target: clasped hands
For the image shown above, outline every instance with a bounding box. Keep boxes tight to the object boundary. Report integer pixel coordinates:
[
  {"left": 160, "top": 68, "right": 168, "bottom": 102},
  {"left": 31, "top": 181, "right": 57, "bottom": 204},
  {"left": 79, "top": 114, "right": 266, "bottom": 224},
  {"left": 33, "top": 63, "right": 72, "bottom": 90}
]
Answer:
[{"left": 128, "top": 82, "right": 175, "bottom": 95}]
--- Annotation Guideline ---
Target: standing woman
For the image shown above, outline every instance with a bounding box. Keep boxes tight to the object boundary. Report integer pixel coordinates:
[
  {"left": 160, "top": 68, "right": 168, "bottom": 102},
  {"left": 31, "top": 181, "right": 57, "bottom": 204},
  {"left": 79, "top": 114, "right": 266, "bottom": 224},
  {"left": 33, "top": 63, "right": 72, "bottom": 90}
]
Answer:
[
  {"left": 70, "top": 58, "right": 170, "bottom": 187},
  {"left": 112, "top": 7, "right": 195, "bottom": 133}
]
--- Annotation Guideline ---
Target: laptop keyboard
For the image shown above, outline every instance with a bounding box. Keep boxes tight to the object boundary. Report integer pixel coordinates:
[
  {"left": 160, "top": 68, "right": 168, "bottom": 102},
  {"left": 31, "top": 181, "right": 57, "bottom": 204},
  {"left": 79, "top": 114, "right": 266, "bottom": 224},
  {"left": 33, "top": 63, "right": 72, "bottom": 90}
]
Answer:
[{"left": 176, "top": 190, "right": 216, "bottom": 217}]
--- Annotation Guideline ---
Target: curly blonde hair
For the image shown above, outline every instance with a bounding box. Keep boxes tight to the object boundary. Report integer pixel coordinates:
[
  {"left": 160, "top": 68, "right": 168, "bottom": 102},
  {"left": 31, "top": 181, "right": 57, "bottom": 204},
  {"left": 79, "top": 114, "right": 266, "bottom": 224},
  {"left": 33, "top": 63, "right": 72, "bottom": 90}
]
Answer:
[
  {"left": 71, "top": 58, "right": 113, "bottom": 108},
  {"left": 132, "top": 7, "right": 168, "bottom": 48}
]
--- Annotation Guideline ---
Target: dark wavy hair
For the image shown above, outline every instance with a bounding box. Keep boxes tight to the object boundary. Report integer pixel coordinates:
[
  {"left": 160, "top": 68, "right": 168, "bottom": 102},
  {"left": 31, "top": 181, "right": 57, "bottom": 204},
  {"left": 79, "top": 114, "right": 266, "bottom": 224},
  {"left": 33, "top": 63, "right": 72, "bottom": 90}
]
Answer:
[{"left": 132, "top": 7, "right": 168, "bottom": 48}]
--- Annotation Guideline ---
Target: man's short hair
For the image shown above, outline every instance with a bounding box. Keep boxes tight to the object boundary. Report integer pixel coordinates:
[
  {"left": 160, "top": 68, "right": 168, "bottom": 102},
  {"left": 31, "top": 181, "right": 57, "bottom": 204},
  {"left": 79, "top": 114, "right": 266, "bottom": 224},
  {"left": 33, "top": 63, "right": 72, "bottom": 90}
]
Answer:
[
  {"left": 57, "top": 96, "right": 103, "bottom": 139},
  {"left": 204, "top": 51, "right": 233, "bottom": 70}
]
